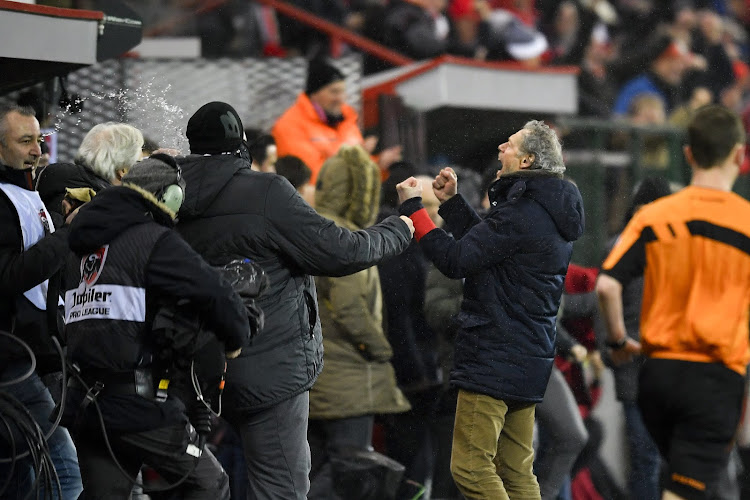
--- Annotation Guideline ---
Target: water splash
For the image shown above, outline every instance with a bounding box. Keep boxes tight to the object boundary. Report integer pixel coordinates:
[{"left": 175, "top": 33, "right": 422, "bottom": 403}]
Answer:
[
  {"left": 52, "top": 78, "right": 188, "bottom": 154},
  {"left": 111, "top": 78, "right": 188, "bottom": 152}
]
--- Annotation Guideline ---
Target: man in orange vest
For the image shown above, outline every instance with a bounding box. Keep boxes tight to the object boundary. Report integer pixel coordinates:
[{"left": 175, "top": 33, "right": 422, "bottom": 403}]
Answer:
[{"left": 272, "top": 58, "right": 401, "bottom": 186}]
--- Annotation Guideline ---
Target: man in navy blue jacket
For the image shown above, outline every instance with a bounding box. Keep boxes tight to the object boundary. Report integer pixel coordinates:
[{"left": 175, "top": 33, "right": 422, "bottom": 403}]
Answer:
[{"left": 397, "top": 120, "right": 584, "bottom": 499}]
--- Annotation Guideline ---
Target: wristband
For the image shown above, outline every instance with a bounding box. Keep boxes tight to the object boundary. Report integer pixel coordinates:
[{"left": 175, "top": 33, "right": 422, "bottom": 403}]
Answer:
[
  {"left": 606, "top": 337, "right": 628, "bottom": 350},
  {"left": 409, "top": 208, "right": 437, "bottom": 241}
]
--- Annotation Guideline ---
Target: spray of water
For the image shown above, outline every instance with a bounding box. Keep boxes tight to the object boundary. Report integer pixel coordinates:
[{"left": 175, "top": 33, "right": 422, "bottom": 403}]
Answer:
[
  {"left": 112, "top": 78, "right": 188, "bottom": 152},
  {"left": 52, "top": 77, "right": 188, "bottom": 157}
]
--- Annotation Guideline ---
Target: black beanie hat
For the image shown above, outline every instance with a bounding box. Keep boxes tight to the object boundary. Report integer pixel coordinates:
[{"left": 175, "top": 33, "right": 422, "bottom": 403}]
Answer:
[
  {"left": 305, "top": 59, "right": 345, "bottom": 96},
  {"left": 186, "top": 101, "right": 244, "bottom": 155}
]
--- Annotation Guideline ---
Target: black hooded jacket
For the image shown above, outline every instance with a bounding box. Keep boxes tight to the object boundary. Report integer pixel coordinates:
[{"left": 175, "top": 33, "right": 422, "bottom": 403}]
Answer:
[
  {"left": 401, "top": 171, "right": 585, "bottom": 402},
  {"left": 176, "top": 154, "right": 412, "bottom": 414},
  {"left": 64, "top": 186, "right": 250, "bottom": 431}
]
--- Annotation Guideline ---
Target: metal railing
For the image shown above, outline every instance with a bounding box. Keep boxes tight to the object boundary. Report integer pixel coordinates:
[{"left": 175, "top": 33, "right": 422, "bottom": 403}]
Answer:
[
  {"left": 557, "top": 117, "right": 750, "bottom": 266},
  {"left": 253, "top": 0, "right": 413, "bottom": 66}
]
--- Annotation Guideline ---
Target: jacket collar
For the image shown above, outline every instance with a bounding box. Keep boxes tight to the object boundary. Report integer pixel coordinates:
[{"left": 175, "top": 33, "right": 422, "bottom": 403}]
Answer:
[
  {"left": 0, "top": 163, "right": 35, "bottom": 190},
  {"left": 297, "top": 93, "right": 356, "bottom": 128},
  {"left": 488, "top": 170, "right": 562, "bottom": 204}
]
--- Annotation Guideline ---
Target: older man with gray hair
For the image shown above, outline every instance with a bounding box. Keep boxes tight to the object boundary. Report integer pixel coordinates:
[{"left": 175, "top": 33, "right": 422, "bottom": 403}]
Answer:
[
  {"left": 36, "top": 122, "right": 143, "bottom": 218},
  {"left": 396, "top": 120, "right": 585, "bottom": 500}
]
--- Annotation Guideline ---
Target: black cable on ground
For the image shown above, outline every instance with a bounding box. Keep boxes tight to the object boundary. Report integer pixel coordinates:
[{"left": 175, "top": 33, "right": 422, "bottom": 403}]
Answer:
[{"left": 0, "top": 331, "right": 62, "bottom": 498}]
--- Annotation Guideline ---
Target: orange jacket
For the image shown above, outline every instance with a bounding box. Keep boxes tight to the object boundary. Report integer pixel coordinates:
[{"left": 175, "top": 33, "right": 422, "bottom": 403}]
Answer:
[{"left": 272, "top": 93, "right": 363, "bottom": 185}]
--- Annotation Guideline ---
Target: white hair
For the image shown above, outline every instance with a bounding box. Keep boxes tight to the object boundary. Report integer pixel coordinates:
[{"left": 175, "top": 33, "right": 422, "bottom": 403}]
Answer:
[
  {"left": 75, "top": 122, "right": 143, "bottom": 182},
  {"left": 521, "top": 120, "right": 565, "bottom": 175}
]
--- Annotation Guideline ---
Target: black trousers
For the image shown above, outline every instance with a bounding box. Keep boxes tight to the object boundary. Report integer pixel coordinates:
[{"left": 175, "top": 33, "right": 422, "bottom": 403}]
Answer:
[
  {"left": 638, "top": 358, "right": 745, "bottom": 500},
  {"left": 74, "top": 422, "right": 229, "bottom": 499}
]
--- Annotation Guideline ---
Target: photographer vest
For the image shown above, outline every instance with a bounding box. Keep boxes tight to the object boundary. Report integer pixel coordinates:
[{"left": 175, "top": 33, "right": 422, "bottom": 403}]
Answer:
[
  {"left": 64, "top": 222, "right": 168, "bottom": 373},
  {"left": 0, "top": 182, "right": 58, "bottom": 310}
]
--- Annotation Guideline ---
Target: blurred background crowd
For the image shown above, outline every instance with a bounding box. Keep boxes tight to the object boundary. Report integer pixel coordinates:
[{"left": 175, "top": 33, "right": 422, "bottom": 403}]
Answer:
[{"left": 4, "top": 0, "right": 750, "bottom": 499}]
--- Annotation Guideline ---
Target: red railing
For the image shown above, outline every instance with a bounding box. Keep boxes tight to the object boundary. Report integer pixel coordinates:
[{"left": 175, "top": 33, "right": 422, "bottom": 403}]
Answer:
[
  {"left": 253, "top": 0, "right": 413, "bottom": 66},
  {"left": 143, "top": 0, "right": 413, "bottom": 67}
]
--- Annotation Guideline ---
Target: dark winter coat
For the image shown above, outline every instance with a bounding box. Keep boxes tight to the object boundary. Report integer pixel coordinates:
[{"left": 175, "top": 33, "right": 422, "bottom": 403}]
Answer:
[
  {"left": 63, "top": 185, "right": 250, "bottom": 431},
  {"left": 176, "top": 154, "right": 412, "bottom": 415},
  {"left": 35, "top": 161, "right": 111, "bottom": 218},
  {"left": 0, "top": 164, "right": 69, "bottom": 372},
  {"left": 401, "top": 171, "right": 584, "bottom": 402}
]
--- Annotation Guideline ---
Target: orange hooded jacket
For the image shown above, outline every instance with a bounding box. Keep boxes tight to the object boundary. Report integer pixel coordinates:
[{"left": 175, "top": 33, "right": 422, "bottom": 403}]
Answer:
[{"left": 272, "top": 93, "right": 363, "bottom": 185}]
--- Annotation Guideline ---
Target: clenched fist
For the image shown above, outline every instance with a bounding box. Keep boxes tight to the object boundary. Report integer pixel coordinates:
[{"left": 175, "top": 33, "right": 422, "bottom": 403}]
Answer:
[
  {"left": 396, "top": 177, "right": 422, "bottom": 204},
  {"left": 432, "top": 167, "right": 457, "bottom": 203}
]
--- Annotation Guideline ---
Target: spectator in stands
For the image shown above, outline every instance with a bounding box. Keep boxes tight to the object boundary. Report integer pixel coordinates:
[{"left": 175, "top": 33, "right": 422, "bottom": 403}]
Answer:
[
  {"left": 272, "top": 58, "right": 401, "bottom": 185},
  {"left": 383, "top": 0, "right": 452, "bottom": 61},
  {"left": 308, "top": 145, "right": 410, "bottom": 498},
  {"left": 575, "top": 21, "right": 619, "bottom": 117},
  {"left": 544, "top": 2, "right": 677, "bottom": 118},
  {"left": 613, "top": 40, "right": 693, "bottom": 115},
  {"left": 36, "top": 122, "right": 143, "bottom": 219},
  {"left": 447, "top": 0, "right": 486, "bottom": 59},
  {"left": 545, "top": 1, "right": 580, "bottom": 62},
  {"left": 176, "top": 101, "right": 414, "bottom": 500},
  {"left": 244, "top": 129, "right": 277, "bottom": 173},
  {"left": 472, "top": 1, "right": 549, "bottom": 65},
  {"left": 669, "top": 86, "right": 714, "bottom": 128},
  {"left": 396, "top": 121, "right": 584, "bottom": 499},
  {"left": 689, "top": 9, "right": 737, "bottom": 106},
  {"left": 491, "top": 0, "right": 542, "bottom": 27},
  {"left": 275, "top": 154, "right": 314, "bottom": 206},
  {"left": 629, "top": 93, "right": 670, "bottom": 170},
  {"left": 598, "top": 104, "right": 750, "bottom": 500},
  {"left": 278, "top": 0, "right": 350, "bottom": 58}
]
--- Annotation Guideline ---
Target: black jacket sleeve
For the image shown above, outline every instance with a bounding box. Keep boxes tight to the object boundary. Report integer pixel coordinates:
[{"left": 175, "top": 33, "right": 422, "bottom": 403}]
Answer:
[
  {"left": 0, "top": 193, "right": 70, "bottom": 296},
  {"left": 437, "top": 195, "right": 482, "bottom": 240},
  {"left": 555, "top": 318, "right": 577, "bottom": 358},
  {"left": 560, "top": 291, "right": 600, "bottom": 320},
  {"left": 146, "top": 230, "right": 250, "bottom": 351},
  {"left": 265, "top": 176, "right": 412, "bottom": 277}
]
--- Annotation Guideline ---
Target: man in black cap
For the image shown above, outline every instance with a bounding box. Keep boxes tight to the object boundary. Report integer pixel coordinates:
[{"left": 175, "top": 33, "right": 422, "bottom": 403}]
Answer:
[
  {"left": 176, "top": 101, "right": 414, "bottom": 499},
  {"left": 271, "top": 58, "right": 401, "bottom": 186}
]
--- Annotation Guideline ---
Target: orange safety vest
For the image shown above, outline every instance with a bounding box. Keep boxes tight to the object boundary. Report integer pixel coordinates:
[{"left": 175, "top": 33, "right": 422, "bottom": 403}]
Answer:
[{"left": 272, "top": 93, "right": 363, "bottom": 185}]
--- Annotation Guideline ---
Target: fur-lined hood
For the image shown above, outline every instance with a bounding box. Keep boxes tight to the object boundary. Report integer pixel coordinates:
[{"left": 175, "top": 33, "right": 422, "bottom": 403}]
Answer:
[
  {"left": 315, "top": 145, "right": 381, "bottom": 230},
  {"left": 68, "top": 184, "right": 175, "bottom": 256}
]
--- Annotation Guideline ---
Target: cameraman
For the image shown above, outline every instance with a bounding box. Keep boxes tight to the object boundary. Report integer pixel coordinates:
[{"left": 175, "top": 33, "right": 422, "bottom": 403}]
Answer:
[{"left": 62, "top": 154, "right": 251, "bottom": 498}]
